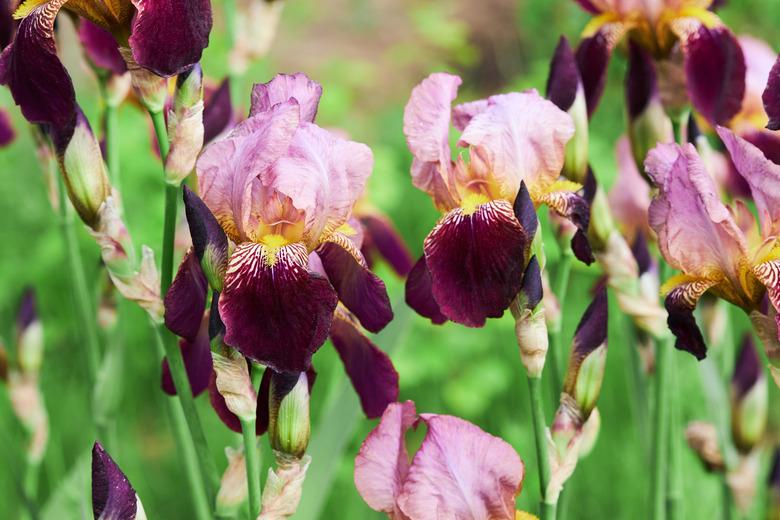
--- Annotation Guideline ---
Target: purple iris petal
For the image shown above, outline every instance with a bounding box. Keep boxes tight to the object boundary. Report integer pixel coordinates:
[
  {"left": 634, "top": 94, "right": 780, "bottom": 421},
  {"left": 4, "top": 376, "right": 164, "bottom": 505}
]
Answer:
[
  {"left": 77, "top": 20, "right": 127, "bottom": 76},
  {"left": 405, "top": 255, "right": 448, "bottom": 325},
  {"left": 92, "top": 442, "right": 140, "bottom": 520},
  {"left": 764, "top": 54, "right": 780, "bottom": 130},
  {"left": 164, "top": 250, "right": 208, "bottom": 340},
  {"left": 546, "top": 36, "right": 580, "bottom": 112},
  {"left": 732, "top": 335, "right": 762, "bottom": 399},
  {"left": 162, "top": 314, "right": 213, "bottom": 397},
  {"left": 359, "top": 214, "right": 414, "bottom": 277},
  {"left": 575, "top": 30, "right": 611, "bottom": 118}
]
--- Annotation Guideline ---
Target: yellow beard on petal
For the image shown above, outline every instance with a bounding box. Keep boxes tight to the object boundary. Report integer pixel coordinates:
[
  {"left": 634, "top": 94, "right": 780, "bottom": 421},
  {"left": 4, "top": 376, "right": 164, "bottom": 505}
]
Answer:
[
  {"left": 260, "top": 234, "right": 289, "bottom": 267},
  {"left": 460, "top": 192, "right": 490, "bottom": 216}
]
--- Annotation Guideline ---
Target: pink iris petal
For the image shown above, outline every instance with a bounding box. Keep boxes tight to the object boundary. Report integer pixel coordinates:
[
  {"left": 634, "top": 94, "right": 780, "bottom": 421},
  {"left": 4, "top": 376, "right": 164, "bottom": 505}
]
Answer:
[
  {"left": 458, "top": 90, "right": 574, "bottom": 200},
  {"left": 250, "top": 72, "right": 323, "bottom": 123},
  {"left": 737, "top": 36, "right": 776, "bottom": 120},
  {"left": 396, "top": 414, "right": 524, "bottom": 520},
  {"left": 646, "top": 143, "right": 748, "bottom": 282},
  {"left": 403, "top": 72, "right": 461, "bottom": 210},
  {"left": 718, "top": 127, "right": 780, "bottom": 237},
  {"left": 609, "top": 137, "right": 651, "bottom": 241},
  {"left": 452, "top": 99, "right": 490, "bottom": 131}
]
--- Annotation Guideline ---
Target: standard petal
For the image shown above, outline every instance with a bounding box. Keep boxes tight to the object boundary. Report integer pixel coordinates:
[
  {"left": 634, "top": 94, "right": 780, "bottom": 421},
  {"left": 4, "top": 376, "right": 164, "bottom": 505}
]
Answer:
[
  {"left": 458, "top": 90, "right": 574, "bottom": 199},
  {"left": 162, "top": 313, "right": 212, "bottom": 397},
  {"left": 403, "top": 72, "right": 461, "bottom": 209},
  {"left": 405, "top": 255, "right": 448, "bottom": 325},
  {"left": 354, "top": 401, "right": 418, "bottom": 517},
  {"left": 164, "top": 250, "right": 208, "bottom": 339},
  {"left": 683, "top": 25, "right": 746, "bottom": 126},
  {"left": 219, "top": 242, "right": 338, "bottom": 372},
  {"left": 203, "top": 78, "right": 234, "bottom": 144},
  {"left": 330, "top": 308, "right": 399, "bottom": 418},
  {"left": 129, "top": 0, "right": 212, "bottom": 77},
  {"left": 424, "top": 200, "right": 526, "bottom": 327},
  {"left": 317, "top": 234, "right": 392, "bottom": 333},
  {"left": 92, "top": 442, "right": 143, "bottom": 520},
  {"left": 249, "top": 72, "right": 323, "bottom": 122},
  {"left": 763, "top": 54, "right": 780, "bottom": 130},
  {"left": 0, "top": 0, "right": 75, "bottom": 129},
  {"left": 646, "top": 143, "right": 748, "bottom": 282},
  {"left": 359, "top": 214, "right": 414, "bottom": 277},
  {"left": 546, "top": 36, "right": 580, "bottom": 112},
  {"left": 77, "top": 20, "right": 127, "bottom": 75},
  {"left": 451, "top": 99, "right": 489, "bottom": 131},
  {"left": 664, "top": 278, "right": 718, "bottom": 359},
  {"left": 396, "top": 414, "right": 524, "bottom": 520}
]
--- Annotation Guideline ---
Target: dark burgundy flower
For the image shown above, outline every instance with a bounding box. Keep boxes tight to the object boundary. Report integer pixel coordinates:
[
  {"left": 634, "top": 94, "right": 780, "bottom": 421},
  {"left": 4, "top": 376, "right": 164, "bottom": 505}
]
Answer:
[{"left": 92, "top": 442, "right": 145, "bottom": 519}]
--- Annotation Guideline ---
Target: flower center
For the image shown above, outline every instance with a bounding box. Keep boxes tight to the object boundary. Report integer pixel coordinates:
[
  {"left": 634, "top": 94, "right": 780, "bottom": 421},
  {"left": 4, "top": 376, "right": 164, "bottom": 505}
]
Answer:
[
  {"left": 260, "top": 233, "right": 290, "bottom": 266},
  {"left": 460, "top": 192, "right": 490, "bottom": 216}
]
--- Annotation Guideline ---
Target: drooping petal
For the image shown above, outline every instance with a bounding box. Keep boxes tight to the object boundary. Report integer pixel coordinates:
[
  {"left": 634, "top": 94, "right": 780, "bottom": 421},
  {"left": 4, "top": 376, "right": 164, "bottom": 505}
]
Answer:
[
  {"left": 573, "top": 0, "right": 601, "bottom": 13},
  {"left": 162, "top": 313, "right": 212, "bottom": 397},
  {"left": 354, "top": 401, "right": 418, "bottom": 517},
  {"left": 359, "top": 214, "right": 414, "bottom": 277},
  {"left": 129, "top": 0, "right": 212, "bottom": 77},
  {"left": 249, "top": 72, "right": 322, "bottom": 122},
  {"left": 92, "top": 442, "right": 144, "bottom": 520},
  {"left": 77, "top": 20, "right": 127, "bottom": 75},
  {"left": 541, "top": 189, "right": 594, "bottom": 264},
  {"left": 458, "top": 91, "right": 574, "bottom": 199},
  {"left": 203, "top": 78, "right": 233, "bottom": 144},
  {"left": 403, "top": 72, "right": 461, "bottom": 210},
  {"left": 646, "top": 143, "right": 748, "bottom": 282},
  {"left": 424, "top": 200, "right": 526, "bottom": 327},
  {"left": 396, "top": 414, "right": 524, "bottom": 520},
  {"left": 0, "top": 0, "right": 75, "bottom": 129},
  {"left": 182, "top": 185, "right": 229, "bottom": 291},
  {"left": 330, "top": 308, "right": 399, "bottom": 418},
  {"left": 718, "top": 127, "right": 780, "bottom": 236},
  {"left": 197, "top": 101, "right": 299, "bottom": 242},
  {"left": 405, "top": 255, "right": 448, "bottom": 325},
  {"left": 164, "top": 250, "right": 208, "bottom": 339},
  {"left": 219, "top": 242, "right": 338, "bottom": 372},
  {"left": 682, "top": 25, "right": 746, "bottom": 126},
  {"left": 546, "top": 36, "right": 580, "bottom": 112},
  {"left": 664, "top": 277, "right": 718, "bottom": 359},
  {"left": 763, "top": 55, "right": 780, "bottom": 130},
  {"left": 317, "top": 234, "right": 393, "bottom": 333}
]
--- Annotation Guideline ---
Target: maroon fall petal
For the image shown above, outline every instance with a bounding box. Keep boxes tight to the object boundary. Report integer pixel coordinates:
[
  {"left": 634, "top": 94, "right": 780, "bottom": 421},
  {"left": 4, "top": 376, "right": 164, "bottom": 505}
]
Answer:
[
  {"left": 330, "top": 309, "right": 399, "bottom": 418},
  {"left": 573, "top": 0, "right": 601, "bottom": 13},
  {"left": 0, "top": 0, "right": 76, "bottom": 129},
  {"left": 665, "top": 284, "right": 709, "bottom": 360},
  {"left": 77, "top": 20, "right": 127, "bottom": 76},
  {"left": 405, "top": 255, "right": 448, "bottom": 325},
  {"left": 0, "top": 0, "right": 14, "bottom": 50},
  {"left": 208, "top": 370, "right": 242, "bottom": 434},
  {"left": 203, "top": 78, "right": 233, "bottom": 144},
  {"left": 129, "top": 0, "right": 212, "bottom": 77},
  {"left": 575, "top": 30, "right": 612, "bottom": 118},
  {"left": 683, "top": 25, "right": 746, "bottom": 126},
  {"left": 424, "top": 200, "right": 526, "bottom": 327},
  {"left": 164, "top": 250, "right": 208, "bottom": 340},
  {"left": 359, "top": 214, "right": 414, "bottom": 277},
  {"left": 317, "top": 240, "right": 393, "bottom": 333},
  {"left": 546, "top": 36, "right": 580, "bottom": 112},
  {"left": 162, "top": 314, "right": 213, "bottom": 397},
  {"left": 91, "top": 442, "right": 139, "bottom": 520},
  {"left": 219, "top": 242, "right": 338, "bottom": 372},
  {"left": 763, "top": 55, "right": 780, "bottom": 131}
]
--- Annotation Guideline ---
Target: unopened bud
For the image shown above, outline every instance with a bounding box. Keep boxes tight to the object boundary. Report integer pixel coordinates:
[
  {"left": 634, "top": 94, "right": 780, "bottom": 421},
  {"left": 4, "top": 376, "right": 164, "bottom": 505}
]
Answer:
[
  {"left": 56, "top": 110, "right": 111, "bottom": 228},
  {"left": 685, "top": 421, "right": 724, "bottom": 472},
  {"left": 175, "top": 64, "right": 204, "bottom": 110},
  {"left": 731, "top": 336, "right": 768, "bottom": 453},
  {"left": 166, "top": 67, "right": 205, "bottom": 184},
  {"left": 216, "top": 447, "right": 249, "bottom": 517},
  {"left": 119, "top": 48, "right": 168, "bottom": 113},
  {"left": 577, "top": 407, "right": 601, "bottom": 459},
  {"left": 511, "top": 256, "right": 547, "bottom": 378},
  {"left": 183, "top": 186, "right": 229, "bottom": 292},
  {"left": 16, "top": 289, "right": 43, "bottom": 375},
  {"left": 258, "top": 454, "right": 311, "bottom": 520},
  {"left": 9, "top": 373, "right": 48, "bottom": 463},
  {"left": 728, "top": 451, "right": 760, "bottom": 514},
  {"left": 105, "top": 73, "right": 132, "bottom": 108},
  {"left": 212, "top": 349, "right": 257, "bottom": 422},
  {"left": 269, "top": 371, "right": 311, "bottom": 459}
]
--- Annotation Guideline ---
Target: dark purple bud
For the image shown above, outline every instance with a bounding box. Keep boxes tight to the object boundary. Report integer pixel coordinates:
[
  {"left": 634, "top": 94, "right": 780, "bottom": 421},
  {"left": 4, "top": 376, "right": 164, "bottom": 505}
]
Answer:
[
  {"left": 732, "top": 335, "right": 762, "bottom": 399},
  {"left": 513, "top": 181, "right": 538, "bottom": 241},
  {"left": 631, "top": 231, "right": 653, "bottom": 276},
  {"left": 572, "top": 285, "right": 608, "bottom": 359},
  {"left": 547, "top": 36, "right": 580, "bottom": 112},
  {"left": 182, "top": 185, "right": 228, "bottom": 292},
  {"left": 626, "top": 41, "right": 657, "bottom": 119},
  {"left": 575, "top": 31, "right": 611, "bottom": 118},
  {"left": 520, "top": 255, "right": 543, "bottom": 310},
  {"left": 92, "top": 442, "right": 143, "bottom": 520},
  {"left": 764, "top": 55, "right": 780, "bottom": 131},
  {"left": 16, "top": 287, "right": 37, "bottom": 333},
  {"left": 203, "top": 78, "right": 233, "bottom": 144},
  {"left": 770, "top": 448, "right": 780, "bottom": 491}
]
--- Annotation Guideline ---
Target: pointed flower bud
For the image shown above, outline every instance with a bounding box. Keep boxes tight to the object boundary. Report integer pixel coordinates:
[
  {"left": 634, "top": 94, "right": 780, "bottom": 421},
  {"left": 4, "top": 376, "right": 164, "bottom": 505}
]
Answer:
[
  {"left": 166, "top": 65, "right": 205, "bottom": 184},
  {"left": 183, "top": 186, "right": 229, "bottom": 291},
  {"left": 577, "top": 407, "right": 601, "bottom": 460},
  {"left": 54, "top": 109, "right": 111, "bottom": 228},
  {"left": 731, "top": 336, "right": 768, "bottom": 453},
  {"left": 685, "top": 421, "right": 724, "bottom": 472},
  {"left": 216, "top": 447, "right": 249, "bottom": 517},
  {"left": 16, "top": 289, "right": 43, "bottom": 375},
  {"left": 212, "top": 349, "right": 257, "bottom": 422},
  {"left": 268, "top": 371, "right": 311, "bottom": 459},
  {"left": 511, "top": 256, "right": 548, "bottom": 378},
  {"left": 91, "top": 442, "right": 146, "bottom": 520}
]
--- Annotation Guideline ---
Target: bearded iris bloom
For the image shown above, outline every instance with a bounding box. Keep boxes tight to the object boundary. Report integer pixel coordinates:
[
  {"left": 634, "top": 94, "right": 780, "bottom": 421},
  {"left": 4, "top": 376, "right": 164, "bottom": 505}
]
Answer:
[
  {"left": 574, "top": 0, "right": 745, "bottom": 127},
  {"left": 403, "top": 72, "right": 592, "bottom": 328},
  {"left": 647, "top": 128, "right": 780, "bottom": 361},
  {"left": 0, "top": 0, "right": 211, "bottom": 131}
]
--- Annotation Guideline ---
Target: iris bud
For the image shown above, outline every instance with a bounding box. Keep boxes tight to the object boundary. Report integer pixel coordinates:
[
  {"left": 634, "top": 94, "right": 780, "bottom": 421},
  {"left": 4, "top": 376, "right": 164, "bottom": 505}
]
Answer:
[
  {"left": 685, "top": 421, "right": 724, "bottom": 472},
  {"left": 269, "top": 371, "right": 311, "bottom": 459},
  {"left": 731, "top": 337, "right": 768, "bottom": 453},
  {"left": 212, "top": 349, "right": 257, "bottom": 422},
  {"left": 119, "top": 48, "right": 168, "bottom": 114},
  {"left": 166, "top": 64, "right": 205, "bottom": 184},
  {"left": 216, "top": 447, "right": 249, "bottom": 517},
  {"left": 16, "top": 290, "right": 43, "bottom": 375},
  {"left": 511, "top": 256, "right": 547, "bottom": 378}
]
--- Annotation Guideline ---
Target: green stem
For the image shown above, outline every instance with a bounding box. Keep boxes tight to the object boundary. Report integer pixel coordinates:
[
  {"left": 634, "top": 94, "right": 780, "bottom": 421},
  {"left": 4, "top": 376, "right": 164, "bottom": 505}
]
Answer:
[
  {"left": 528, "top": 376, "right": 555, "bottom": 519},
  {"left": 651, "top": 333, "right": 672, "bottom": 520},
  {"left": 628, "top": 326, "right": 650, "bottom": 462},
  {"left": 547, "top": 250, "right": 572, "bottom": 393},
  {"left": 666, "top": 355, "right": 682, "bottom": 519},
  {"left": 242, "top": 418, "right": 261, "bottom": 517},
  {"left": 105, "top": 103, "right": 120, "bottom": 191}
]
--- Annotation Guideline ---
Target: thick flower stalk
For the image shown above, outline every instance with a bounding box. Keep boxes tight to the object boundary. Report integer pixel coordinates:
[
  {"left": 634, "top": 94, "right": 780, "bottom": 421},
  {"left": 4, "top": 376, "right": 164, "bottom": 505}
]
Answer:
[
  {"left": 402, "top": 72, "right": 593, "bottom": 328},
  {"left": 354, "top": 400, "right": 527, "bottom": 520}
]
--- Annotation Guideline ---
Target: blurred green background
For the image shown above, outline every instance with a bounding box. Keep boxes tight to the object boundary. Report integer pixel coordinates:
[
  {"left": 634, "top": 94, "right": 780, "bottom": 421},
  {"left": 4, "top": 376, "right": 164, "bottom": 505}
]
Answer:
[{"left": 1, "top": 0, "right": 779, "bottom": 518}]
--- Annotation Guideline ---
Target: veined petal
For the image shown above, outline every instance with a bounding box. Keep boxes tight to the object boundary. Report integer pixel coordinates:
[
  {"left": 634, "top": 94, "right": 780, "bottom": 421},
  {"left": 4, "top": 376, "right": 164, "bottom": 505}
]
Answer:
[
  {"left": 219, "top": 242, "right": 338, "bottom": 372},
  {"left": 129, "top": 0, "right": 212, "bottom": 77},
  {"left": 317, "top": 233, "right": 393, "bottom": 333},
  {"left": 458, "top": 90, "right": 574, "bottom": 200},
  {"left": 752, "top": 259, "right": 780, "bottom": 335},
  {"left": 162, "top": 312, "right": 212, "bottom": 397},
  {"left": 452, "top": 99, "right": 489, "bottom": 132},
  {"left": 164, "top": 250, "right": 208, "bottom": 340},
  {"left": 330, "top": 307, "right": 399, "bottom": 418},
  {"left": 354, "top": 401, "right": 418, "bottom": 517},
  {"left": 424, "top": 200, "right": 526, "bottom": 327},
  {"left": 763, "top": 54, "right": 780, "bottom": 130},
  {"left": 397, "top": 414, "right": 524, "bottom": 520},
  {"left": 664, "top": 277, "right": 719, "bottom": 359},
  {"left": 77, "top": 20, "right": 127, "bottom": 75},
  {"left": 359, "top": 214, "right": 414, "bottom": 277},
  {"left": 646, "top": 143, "right": 748, "bottom": 282},
  {"left": 92, "top": 442, "right": 145, "bottom": 520},
  {"left": 250, "top": 73, "right": 322, "bottom": 122},
  {"left": 0, "top": 0, "right": 75, "bottom": 129},
  {"left": 403, "top": 72, "right": 461, "bottom": 209},
  {"left": 405, "top": 255, "right": 448, "bottom": 325},
  {"left": 540, "top": 188, "right": 594, "bottom": 264},
  {"left": 682, "top": 25, "right": 746, "bottom": 126}
]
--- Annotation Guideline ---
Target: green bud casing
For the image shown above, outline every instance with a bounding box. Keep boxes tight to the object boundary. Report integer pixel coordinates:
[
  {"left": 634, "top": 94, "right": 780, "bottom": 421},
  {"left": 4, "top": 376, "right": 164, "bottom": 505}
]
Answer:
[{"left": 268, "top": 371, "right": 311, "bottom": 459}]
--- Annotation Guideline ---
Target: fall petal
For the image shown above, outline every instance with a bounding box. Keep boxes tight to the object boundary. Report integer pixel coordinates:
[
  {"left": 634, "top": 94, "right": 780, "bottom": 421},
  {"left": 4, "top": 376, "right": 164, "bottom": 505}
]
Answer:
[
  {"left": 359, "top": 214, "right": 414, "bottom": 277},
  {"left": 424, "top": 200, "right": 526, "bottom": 327},
  {"left": 405, "top": 255, "right": 448, "bottom": 325},
  {"left": 164, "top": 250, "right": 208, "bottom": 339},
  {"left": 249, "top": 72, "right": 322, "bottom": 122},
  {"left": 92, "top": 442, "right": 144, "bottom": 520},
  {"left": 129, "top": 0, "right": 212, "bottom": 77},
  {"left": 77, "top": 20, "right": 127, "bottom": 75},
  {"left": 208, "top": 370, "right": 242, "bottom": 434},
  {"left": 665, "top": 278, "right": 717, "bottom": 360},
  {"left": 162, "top": 313, "right": 212, "bottom": 397},
  {"left": 396, "top": 414, "right": 524, "bottom": 520},
  {"left": 219, "top": 242, "right": 338, "bottom": 372}
]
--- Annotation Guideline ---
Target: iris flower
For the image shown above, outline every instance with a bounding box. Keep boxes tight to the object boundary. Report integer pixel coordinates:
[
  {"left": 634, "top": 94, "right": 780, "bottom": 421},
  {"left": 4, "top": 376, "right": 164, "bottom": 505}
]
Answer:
[
  {"left": 0, "top": 0, "right": 211, "bottom": 131},
  {"left": 403, "top": 72, "right": 592, "bottom": 328},
  {"left": 647, "top": 127, "right": 780, "bottom": 362},
  {"left": 574, "top": 0, "right": 745, "bottom": 127},
  {"left": 165, "top": 73, "right": 398, "bottom": 418}
]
